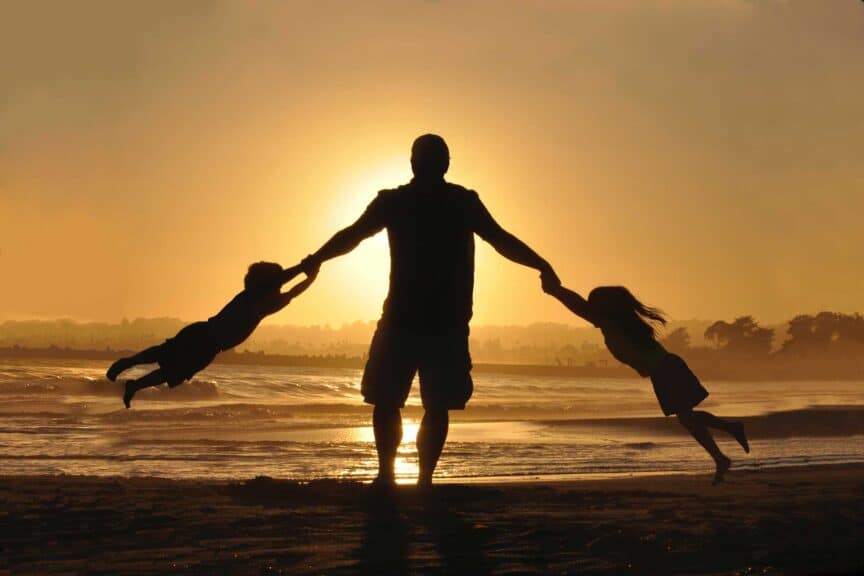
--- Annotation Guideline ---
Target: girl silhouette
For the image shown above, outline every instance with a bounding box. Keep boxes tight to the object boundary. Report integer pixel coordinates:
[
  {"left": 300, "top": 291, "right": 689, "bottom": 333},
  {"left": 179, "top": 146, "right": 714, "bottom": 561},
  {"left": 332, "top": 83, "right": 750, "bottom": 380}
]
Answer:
[{"left": 547, "top": 284, "right": 749, "bottom": 483}]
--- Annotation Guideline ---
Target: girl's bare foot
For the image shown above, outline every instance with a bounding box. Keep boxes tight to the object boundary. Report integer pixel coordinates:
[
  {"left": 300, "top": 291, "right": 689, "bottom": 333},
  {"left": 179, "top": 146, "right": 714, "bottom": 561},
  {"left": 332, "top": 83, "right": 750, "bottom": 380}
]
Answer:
[
  {"left": 732, "top": 422, "right": 750, "bottom": 453},
  {"left": 123, "top": 381, "right": 136, "bottom": 409},
  {"left": 713, "top": 455, "right": 731, "bottom": 485}
]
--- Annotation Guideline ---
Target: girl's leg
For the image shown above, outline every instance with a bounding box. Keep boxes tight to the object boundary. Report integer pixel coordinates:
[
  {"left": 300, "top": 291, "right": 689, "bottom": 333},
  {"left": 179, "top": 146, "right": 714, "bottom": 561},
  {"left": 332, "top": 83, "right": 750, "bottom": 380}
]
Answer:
[
  {"left": 693, "top": 411, "right": 750, "bottom": 453},
  {"left": 677, "top": 409, "right": 731, "bottom": 484},
  {"left": 107, "top": 345, "right": 163, "bottom": 381},
  {"left": 123, "top": 368, "right": 167, "bottom": 409}
]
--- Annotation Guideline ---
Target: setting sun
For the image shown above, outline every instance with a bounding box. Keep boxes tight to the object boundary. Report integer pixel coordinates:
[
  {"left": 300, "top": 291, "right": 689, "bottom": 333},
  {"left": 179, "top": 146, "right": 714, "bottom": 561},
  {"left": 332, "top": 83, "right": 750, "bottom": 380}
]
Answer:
[{"left": 311, "top": 157, "right": 415, "bottom": 320}]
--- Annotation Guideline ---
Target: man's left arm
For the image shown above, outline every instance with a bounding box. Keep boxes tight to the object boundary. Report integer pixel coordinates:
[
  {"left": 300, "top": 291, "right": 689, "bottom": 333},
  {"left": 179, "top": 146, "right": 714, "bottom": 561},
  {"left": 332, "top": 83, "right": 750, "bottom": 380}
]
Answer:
[{"left": 470, "top": 192, "right": 560, "bottom": 288}]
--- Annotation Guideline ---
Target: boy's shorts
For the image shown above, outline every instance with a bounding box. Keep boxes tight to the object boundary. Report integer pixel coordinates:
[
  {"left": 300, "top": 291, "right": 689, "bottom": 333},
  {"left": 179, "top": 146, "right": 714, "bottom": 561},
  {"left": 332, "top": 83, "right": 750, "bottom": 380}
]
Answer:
[
  {"left": 361, "top": 318, "right": 473, "bottom": 410},
  {"left": 158, "top": 322, "right": 218, "bottom": 387}
]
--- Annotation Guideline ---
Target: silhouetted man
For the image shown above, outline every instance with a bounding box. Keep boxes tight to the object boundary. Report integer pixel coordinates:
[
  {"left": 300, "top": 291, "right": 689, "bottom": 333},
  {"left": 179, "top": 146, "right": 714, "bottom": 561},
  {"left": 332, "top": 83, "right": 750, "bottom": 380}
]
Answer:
[{"left": 301, "top": 134, "right": 558, "bottom": 487}]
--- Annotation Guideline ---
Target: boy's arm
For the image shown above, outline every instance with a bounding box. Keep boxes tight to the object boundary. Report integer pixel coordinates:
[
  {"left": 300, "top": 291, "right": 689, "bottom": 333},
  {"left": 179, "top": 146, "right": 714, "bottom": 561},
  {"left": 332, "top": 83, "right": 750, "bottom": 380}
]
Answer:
[
  {"left": 548, "top": 286, "right": 600, "bottom": 327},
  {"left": 279, "top": 264, "right": 303, "bottom": 286},
  {"left": 271, "top": 271, "right": 318, "bottom": 312}
]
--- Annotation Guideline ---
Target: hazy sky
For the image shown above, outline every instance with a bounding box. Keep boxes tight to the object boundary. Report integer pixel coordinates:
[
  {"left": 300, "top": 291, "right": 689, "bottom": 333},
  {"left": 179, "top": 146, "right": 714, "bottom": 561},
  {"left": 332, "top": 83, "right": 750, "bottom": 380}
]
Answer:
[{"left": 2, "top": 0, "right": 863, "bottom": 327}]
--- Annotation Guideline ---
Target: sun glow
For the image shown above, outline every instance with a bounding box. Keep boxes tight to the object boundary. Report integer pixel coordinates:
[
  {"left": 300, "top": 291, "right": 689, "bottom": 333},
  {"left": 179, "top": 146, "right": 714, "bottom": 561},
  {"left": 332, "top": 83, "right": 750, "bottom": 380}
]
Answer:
[
  {"left": 317, "top": 158, "right": 414, "bottom": 320},
  {"left": 341, "top": 421, "right": 421, "bottom": 483}
]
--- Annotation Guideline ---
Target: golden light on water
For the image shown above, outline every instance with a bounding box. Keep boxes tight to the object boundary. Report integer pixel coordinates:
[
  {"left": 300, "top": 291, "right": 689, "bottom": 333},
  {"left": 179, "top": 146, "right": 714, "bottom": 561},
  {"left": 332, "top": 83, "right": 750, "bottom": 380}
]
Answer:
[
  {"left": 393, "top": 453, "right": 420, "bottom": 485},
  {"left": 349, "top": 421, "right": 419, "bottom": 445},
  {"left": 338, "top": 421, "right": 421, "bottom": 482}
]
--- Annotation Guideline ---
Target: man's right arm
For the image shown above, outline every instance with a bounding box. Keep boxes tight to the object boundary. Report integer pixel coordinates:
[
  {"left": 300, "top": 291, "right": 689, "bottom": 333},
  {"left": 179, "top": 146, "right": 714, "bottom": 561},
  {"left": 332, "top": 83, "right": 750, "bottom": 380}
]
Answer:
[{"left": 301, "top": 193, "right": 387, "bottom": 272}]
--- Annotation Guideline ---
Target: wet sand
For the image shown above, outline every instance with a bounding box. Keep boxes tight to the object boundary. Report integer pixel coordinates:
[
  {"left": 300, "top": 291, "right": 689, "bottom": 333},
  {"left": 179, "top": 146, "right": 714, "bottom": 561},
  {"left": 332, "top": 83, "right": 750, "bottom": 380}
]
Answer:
[{"left": 1, "top": 464, "right": 862, "bottom": 575}]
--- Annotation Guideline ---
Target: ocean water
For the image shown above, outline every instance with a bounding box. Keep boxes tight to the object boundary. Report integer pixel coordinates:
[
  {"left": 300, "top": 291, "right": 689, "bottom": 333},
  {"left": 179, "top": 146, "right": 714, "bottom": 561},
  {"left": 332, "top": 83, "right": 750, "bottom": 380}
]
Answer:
[{"left": 0, "top": 359, "right": 862, "bottom": 482}]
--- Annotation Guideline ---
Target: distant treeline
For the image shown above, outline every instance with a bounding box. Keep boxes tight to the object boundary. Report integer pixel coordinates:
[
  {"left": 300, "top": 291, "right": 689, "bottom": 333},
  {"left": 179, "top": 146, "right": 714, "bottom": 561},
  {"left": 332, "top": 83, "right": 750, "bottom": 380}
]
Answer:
[
  {"left": 0, "top": 346, "right": 365, "bottom": 369},
  {"left": 2, "top": 311, "right": 864, "bottom": 380},
  {"left": 0, "top": 317, "right": 695, "bottom": 366},
  {"left": 658, "top": 312, "right": 864, "bottom": 380}
]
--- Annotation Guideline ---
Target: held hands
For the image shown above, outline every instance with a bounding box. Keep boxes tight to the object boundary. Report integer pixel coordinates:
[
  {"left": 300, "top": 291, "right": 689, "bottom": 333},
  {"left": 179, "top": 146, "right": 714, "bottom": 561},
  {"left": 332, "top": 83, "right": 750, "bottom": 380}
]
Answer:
[
  {"left": 300, "top": 254, "right": 320, "bottom": 275},
  {"left": 540, "top": 264, "right": 561, "bottom": 295},
  {"left": 304, "top": 264, "right": 319, "bottom": 282}
]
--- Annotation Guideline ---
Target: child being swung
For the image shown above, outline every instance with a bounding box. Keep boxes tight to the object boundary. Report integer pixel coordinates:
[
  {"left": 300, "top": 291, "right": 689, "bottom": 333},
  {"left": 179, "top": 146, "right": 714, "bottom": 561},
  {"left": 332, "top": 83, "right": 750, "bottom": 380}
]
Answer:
[
  {"left": 107, "top": 262, "right": 316, "bottom": 408},
  {"left": 546, "top": 283, "right": 749, "bottom": 483}
]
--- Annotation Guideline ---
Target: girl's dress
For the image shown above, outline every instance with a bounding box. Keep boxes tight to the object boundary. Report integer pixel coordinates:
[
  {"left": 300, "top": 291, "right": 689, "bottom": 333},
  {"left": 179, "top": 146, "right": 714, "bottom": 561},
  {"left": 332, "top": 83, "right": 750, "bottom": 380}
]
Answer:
[
  {"left": 600, "top": 323, "right": 708, "bottom": 416},
  {"left": 649, "top": 353, "right": 708, "bottom": 416}
]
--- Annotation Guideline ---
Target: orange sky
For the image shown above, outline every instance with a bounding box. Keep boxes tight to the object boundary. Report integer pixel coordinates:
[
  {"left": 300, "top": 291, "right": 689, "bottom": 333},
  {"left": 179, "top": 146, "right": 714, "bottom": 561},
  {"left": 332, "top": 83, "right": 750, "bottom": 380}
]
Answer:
[{"left": 2, "top": 1, "right": 863, "bottom": 327}]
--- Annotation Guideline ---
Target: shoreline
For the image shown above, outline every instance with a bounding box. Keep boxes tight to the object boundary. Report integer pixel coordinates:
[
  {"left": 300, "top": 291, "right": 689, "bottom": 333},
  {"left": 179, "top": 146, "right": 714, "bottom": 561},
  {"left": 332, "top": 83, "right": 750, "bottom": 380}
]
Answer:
[
  {"left": 2, "top": 460, "right": 859, "bottom": 486},
  {"left": 2, "top": 463, "right": 861, "bottom": 574}
]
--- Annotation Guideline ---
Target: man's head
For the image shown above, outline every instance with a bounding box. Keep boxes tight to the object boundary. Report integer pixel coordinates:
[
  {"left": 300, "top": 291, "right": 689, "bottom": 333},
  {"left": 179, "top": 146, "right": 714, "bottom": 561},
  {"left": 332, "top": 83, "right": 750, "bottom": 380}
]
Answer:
[{"left": 411, "top": 134, "right": 449, "bottom": 180}]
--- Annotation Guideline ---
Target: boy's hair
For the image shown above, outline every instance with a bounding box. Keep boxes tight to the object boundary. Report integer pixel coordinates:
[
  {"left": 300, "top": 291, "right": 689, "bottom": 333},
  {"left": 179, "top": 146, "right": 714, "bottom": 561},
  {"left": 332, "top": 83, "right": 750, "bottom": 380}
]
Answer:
[
  {"left": 588, "top": 286, "right": 667, "bottom": 341},
  {"left": 245, "top": 261, "right": 283, "bottom": 291}
]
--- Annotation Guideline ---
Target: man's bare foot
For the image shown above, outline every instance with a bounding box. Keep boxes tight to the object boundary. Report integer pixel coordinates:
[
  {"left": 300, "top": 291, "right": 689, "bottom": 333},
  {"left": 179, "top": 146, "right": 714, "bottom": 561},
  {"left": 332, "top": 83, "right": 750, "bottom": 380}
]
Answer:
[
  {"left": 713, "top": 455, "right": 731, "bottom": 485},
  {"left": 370, "top": 474, "right": 396, "bottom": 489},
  {"left": 106, "top": 359, "right": 128, "bottom": 382},
  {"left": 417, "top": 476, "right": 433, "bottom": 491},
  {"left": 123, "top": 381, "right": 136, "bottom": 409},
  {"left": 732, "top": 422, "right": 750, "bottom": 453}
]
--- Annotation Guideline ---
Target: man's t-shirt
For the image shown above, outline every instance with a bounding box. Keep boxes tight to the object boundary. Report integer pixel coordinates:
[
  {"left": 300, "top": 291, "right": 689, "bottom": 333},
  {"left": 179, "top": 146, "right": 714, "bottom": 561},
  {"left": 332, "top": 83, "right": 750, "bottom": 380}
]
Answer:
[{"left": 355, "top": 179, "right": 501, "bottom": 327}]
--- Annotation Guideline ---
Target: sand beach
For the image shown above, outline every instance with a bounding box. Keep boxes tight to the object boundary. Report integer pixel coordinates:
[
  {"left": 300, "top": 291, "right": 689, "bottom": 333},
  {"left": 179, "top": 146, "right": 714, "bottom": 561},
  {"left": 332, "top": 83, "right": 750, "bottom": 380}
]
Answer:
[{"left": 2, "top": 464, "right": 862, "bottom": 575}]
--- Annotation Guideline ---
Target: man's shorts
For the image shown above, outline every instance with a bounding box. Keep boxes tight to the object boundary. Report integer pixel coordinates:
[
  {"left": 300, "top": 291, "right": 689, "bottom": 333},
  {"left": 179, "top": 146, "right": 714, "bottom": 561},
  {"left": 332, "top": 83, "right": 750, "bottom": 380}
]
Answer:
[{"left": 361, "top": 318, "right": 473, "bottom": 410}]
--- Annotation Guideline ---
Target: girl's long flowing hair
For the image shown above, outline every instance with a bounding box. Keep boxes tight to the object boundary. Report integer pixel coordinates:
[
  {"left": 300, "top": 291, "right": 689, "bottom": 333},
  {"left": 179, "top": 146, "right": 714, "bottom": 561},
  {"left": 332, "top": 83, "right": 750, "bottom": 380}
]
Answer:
[{"left": 587, "top": 286, "right": 667, "bottom": 341}]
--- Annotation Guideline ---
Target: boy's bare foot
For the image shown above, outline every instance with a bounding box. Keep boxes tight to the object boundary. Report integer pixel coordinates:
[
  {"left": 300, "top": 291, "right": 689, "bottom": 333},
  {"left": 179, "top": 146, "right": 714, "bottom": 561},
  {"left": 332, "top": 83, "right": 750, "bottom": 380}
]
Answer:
[
  {"left": 713, "top": 455, "right": 731, "bottom": 485},
  {"left": 106, "top": 359, "right": 127, "bottom": 382},
  {"left": 732, "top": 422, "right": 750, "bottom": 453},
  {"left": 123, "top": 381, "right": 136, "bottom": 409}
]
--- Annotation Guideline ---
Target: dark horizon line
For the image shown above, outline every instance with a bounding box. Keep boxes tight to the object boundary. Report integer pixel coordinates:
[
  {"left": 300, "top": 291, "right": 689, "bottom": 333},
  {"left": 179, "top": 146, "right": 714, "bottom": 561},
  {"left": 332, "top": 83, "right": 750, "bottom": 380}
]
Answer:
[{"left": 4, "top": 310, "right": 864, "bottom": 330}]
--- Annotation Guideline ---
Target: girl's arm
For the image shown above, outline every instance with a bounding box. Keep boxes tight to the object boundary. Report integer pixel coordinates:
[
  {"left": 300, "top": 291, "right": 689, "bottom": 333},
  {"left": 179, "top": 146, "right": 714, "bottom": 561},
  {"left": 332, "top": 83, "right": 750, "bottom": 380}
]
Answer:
[{"left": 548, "top": 286, "right": 601, "bottom": 327}]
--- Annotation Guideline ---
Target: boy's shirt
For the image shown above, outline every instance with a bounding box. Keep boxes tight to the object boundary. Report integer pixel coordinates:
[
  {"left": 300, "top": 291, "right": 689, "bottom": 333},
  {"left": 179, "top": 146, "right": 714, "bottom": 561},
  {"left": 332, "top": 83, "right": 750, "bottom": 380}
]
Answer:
[{"left": 207, "top": 289, "right": 274, "bottom": 352}]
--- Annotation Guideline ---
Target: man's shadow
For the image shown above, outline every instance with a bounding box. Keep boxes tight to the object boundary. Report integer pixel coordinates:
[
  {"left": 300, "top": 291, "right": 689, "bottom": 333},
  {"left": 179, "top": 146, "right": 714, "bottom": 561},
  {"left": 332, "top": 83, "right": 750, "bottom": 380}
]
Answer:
[
  {"left": 416, "top": 488, "right": 491, "bottom": 575},
  {"left": 356, "top": 491, "right": 410, "bottom": 575},
  {"left": 356, "top": 487, "right": 490, "bottom": 575}
]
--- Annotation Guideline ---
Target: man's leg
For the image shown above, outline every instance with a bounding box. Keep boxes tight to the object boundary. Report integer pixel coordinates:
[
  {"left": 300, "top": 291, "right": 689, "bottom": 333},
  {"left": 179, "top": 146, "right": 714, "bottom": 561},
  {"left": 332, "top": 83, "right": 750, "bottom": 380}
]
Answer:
[
  {"left": 373, "top": 404, "right": 403, "bottom": 485},
  {"left": 417, "top": 408, "right": 449, "bottom": 488}
]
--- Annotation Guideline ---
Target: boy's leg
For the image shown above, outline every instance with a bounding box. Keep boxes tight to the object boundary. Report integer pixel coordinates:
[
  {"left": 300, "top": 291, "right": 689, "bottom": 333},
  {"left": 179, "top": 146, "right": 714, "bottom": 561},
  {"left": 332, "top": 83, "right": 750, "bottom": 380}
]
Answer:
[
  {"left": 373, "top": 405, "right": 403, "bottom": 486},
  {"left": 694, "top": 410, "right": 750, "bottom": 453},
  {"left": 677, "top": 409, "right": 730, "bottom": 484},
  {"left": 417, "top": 408, "right": 449, "bottom": 489},
  {"left": 107, "top": 345, "right": 163, "bottom": 381},
  {"left": 123, "top": 368, "right": 167, "bottom": 409}
]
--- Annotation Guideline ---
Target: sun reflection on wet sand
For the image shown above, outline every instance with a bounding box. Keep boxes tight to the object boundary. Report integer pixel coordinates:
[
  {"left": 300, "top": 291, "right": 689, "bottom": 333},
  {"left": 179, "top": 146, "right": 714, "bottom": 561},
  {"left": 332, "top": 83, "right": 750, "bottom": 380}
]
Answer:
[{"left": 335, "top": 421, "right": 421, "bottom": 483}]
